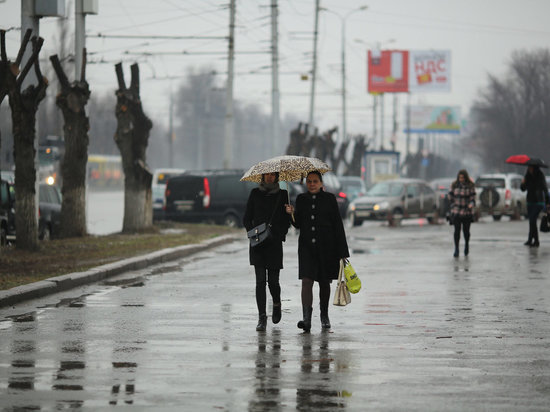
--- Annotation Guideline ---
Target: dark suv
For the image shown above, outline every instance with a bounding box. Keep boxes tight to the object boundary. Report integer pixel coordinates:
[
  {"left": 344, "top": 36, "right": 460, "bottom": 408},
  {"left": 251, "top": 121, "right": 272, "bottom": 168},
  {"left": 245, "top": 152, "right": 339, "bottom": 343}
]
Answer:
[
  {"left": 1, "top": 179, "right": 16, "bottom": 245},
  {"left": 164, "top": 170, "right": 257, "bottom": 227}
]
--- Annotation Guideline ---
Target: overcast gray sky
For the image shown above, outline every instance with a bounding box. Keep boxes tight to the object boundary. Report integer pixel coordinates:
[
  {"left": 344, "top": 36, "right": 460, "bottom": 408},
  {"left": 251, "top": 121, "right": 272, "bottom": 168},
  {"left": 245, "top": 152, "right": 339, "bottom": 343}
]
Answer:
[{"left": 1, "top": 0, "right": 549, "bottom": 147}]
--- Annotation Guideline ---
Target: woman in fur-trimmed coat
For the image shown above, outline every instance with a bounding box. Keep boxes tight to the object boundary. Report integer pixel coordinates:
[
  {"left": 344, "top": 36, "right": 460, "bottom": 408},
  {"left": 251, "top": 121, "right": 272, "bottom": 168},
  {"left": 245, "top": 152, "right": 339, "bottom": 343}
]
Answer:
[{"left": 243, "top": 172, "right": 290, "bottom": 332}]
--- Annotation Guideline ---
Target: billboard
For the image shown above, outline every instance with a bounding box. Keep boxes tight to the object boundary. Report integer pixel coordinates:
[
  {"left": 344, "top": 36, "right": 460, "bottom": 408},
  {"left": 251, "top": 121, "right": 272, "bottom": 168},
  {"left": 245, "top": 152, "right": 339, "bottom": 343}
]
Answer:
[
  {"left": 404, "top": 105, "right": 461, "bottom": 134},
  {"left": 408, "top": 50, "right": 451, "bottom": 93},
  {"left": 367, "top": 50, "right": 409, "bottom": 93}
]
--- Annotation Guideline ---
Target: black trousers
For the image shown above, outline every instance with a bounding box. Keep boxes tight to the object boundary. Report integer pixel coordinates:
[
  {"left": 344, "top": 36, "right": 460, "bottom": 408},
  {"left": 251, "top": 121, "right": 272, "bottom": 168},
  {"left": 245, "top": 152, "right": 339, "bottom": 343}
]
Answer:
[
  {"left": 453, "top": 218, "right": 471, "bottom": 249},
  {"left": 254, "top": 266, "right": 281, "bottom": 316},
  {"left": 527, "top": 203, "right": 544, "bottom": 242}
]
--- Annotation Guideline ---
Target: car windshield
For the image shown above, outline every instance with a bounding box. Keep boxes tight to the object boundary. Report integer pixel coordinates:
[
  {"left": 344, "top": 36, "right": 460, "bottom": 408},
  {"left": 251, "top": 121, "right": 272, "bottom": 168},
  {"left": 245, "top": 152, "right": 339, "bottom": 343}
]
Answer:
[
  {"left": 157, "top": 172, "right": 182, "bottom": 185},
  {"left": 366, "top": 182, "right": 403, "bottom": 197},
  {"left": 476, "top": 178, "right": 505, "bottom": 188}
]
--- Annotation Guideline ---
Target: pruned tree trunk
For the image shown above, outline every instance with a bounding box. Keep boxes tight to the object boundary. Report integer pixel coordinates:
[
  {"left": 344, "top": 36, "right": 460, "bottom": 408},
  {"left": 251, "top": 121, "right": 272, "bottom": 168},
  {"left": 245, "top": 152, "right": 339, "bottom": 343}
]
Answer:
[
  {"left": 2, "top": 30, "right": 46, "bottom": 251},
  {"left": 114, "top": 63, "right": 153, "bottom": 232},
  {"left": 50, "top": 52, "right": 90, "bottom": 238}
]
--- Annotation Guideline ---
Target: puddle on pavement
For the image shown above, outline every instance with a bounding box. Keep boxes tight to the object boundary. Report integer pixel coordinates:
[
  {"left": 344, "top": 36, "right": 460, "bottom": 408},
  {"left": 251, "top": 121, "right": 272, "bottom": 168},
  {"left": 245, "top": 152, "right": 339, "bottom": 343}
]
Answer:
[{"left": 103, "top": 276, "right": 146, "bottom": 288}]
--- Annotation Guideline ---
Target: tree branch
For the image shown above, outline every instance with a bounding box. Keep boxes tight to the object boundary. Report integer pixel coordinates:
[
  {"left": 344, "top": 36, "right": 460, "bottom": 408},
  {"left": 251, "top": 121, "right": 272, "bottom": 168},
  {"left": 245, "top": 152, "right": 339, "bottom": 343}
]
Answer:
[
  {"left": 49, "top": 54, "right": 70, "bottom": 89},
  {"left": 115, "top": 62, "right": 126, "bottom": 90},
  {"left": 80, "top": 47, "right": 87, "bottom": 82},
  {"left": 130, "top": 63, "right": 139, "bottom": 94},
  {"left": 1, "top": 30, "right": 7, "bottom": 62},
  {"left": 16, "top": 36, "right": 44, "bottom": 89},
  {"left": 15, "top": 29, "right": 32, "bottom": 66}
]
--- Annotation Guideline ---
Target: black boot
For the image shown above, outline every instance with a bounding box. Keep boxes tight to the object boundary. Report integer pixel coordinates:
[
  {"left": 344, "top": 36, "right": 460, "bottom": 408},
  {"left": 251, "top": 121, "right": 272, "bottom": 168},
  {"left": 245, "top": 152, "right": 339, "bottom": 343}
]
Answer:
[
  {"left": 320, "top": 312, "right": 331, "bottom": 329},
  {"left": 272, "top": 303, "right": 281, "bottom": 324},
  {"left": 297, "top": 307, "right": 312, "bottom": 333},
  {"left": 256, "top": 314, "right": 267, "bottom": 331}
]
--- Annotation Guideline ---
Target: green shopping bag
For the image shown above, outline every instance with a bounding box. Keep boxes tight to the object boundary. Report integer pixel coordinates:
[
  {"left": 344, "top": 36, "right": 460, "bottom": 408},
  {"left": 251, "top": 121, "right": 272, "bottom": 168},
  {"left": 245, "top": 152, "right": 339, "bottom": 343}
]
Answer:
[{"left": 343, "top": 259, "right": 361, "bottom": 294}]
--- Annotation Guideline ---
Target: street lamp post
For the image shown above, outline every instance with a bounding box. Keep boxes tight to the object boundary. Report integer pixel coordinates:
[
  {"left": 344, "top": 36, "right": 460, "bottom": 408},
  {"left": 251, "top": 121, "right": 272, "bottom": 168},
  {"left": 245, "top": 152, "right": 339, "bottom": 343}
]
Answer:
[{"left": 323, "top": 5, "right": 367, "bottom": 142}]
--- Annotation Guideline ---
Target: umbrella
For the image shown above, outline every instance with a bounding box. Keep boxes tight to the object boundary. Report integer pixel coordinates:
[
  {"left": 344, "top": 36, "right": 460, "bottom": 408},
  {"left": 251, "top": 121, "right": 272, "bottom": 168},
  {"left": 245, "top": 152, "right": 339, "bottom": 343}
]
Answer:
[
  {"left": 240, "top": 155, "right": 332, "bottom": 183},
  {"left": 506, "top": 154, "right": 548, "bottom": 168},
  {"left": 241, "top": 155, "right": 332, "bottom": 222}
]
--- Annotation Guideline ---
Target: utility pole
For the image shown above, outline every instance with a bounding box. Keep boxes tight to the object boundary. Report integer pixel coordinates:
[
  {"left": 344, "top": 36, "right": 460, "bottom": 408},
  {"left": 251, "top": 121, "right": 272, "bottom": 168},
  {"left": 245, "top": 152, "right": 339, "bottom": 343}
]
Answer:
[
  {"left": 340, "top": 19, "right": 347, "bottom": 142},
  {"left": 270, "top": 0, "right": 280, "bottom": 157},
  {"left": 75, "top": 0, "right": 97, "bottom": 80},
  {"left": 168, "top": 90, "right": 174, "bottom": 167},
  {"left": 224, "top": 0, "right": 236, "bottom": 169},
  {"left": 308, "top": 0, "right": 320, "bottom": 131},
  {"left": 372, "top": 94, "right": 377, "bottom": 149},
  {"left": 380, "top": 93, "right": 385, "bottom": 150},
  {"left": 406, "top": 93, "right": 411, "bottom": 154}
]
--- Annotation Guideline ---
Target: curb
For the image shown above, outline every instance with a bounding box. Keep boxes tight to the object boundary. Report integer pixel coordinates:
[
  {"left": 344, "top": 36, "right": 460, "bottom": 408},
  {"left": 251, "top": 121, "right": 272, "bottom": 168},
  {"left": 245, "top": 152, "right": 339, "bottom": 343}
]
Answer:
[{"left": 0, "top": 233, "right": 241, "bottom": 309}]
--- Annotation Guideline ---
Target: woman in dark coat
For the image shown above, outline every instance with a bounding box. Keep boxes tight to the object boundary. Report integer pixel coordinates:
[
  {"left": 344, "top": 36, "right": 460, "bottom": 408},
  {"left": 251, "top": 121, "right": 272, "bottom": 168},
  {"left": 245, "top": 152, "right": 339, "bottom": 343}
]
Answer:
[
  {"left": 448, "top": 169, "right": 476, "bottom": 257},
  {"left": 521, "top": 165, "right": 549, "bottom": 247},
  {"left": 243, "top": 172, "right": 290, "bottom": 331},
  {"left": 285, "top": 171, "right": 349, "bottom": 332}
]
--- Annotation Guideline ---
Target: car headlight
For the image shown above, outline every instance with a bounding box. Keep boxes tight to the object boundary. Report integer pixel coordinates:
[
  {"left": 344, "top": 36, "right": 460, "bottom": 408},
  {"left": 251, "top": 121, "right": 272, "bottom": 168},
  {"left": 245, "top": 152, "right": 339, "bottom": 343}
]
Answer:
[
  {"left": 349, "top": 204, "right": 356, "bottom": 212},
  {"left": 374, "top": 201, "right": 389, "bottom": 211}
]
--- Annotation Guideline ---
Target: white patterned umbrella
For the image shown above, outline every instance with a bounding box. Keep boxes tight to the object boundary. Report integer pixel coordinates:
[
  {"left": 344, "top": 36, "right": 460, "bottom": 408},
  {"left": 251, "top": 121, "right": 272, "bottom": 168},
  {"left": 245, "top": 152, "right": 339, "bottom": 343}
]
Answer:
[{"left": 240, "top": 155, "right": 332, "bottom": 183}]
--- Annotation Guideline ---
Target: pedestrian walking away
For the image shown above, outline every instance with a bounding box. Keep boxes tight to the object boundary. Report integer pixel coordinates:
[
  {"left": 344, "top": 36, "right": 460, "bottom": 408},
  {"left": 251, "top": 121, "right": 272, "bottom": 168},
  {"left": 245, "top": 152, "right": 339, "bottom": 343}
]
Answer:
[
  {"left": 285, "top": 171, "right": 350, "bottom": 333},
  {"left": 243, "top": 172, "right": 291, "bottom": 331},
  {"left": 448, "top": 169, "right": 476, "bottom": 258},
  {"left": 520, "top": 165, "right": 549, "bottom": 248}
]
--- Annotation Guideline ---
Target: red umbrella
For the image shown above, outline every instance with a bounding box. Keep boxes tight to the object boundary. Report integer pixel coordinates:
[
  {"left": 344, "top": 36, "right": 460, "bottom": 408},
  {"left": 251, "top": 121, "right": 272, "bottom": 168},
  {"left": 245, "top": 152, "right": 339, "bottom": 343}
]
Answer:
[{"left": 506, "top": 154, "right": 548, "bottom": 168}]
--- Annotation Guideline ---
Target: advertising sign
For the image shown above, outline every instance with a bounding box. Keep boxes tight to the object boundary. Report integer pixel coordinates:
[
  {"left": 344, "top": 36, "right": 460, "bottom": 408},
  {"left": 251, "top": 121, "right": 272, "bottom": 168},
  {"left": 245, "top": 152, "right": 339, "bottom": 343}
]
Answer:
[
  {"left": 367, "top": 50, "right": 409, "bottom": 93},
  {"left": 408, "top": 50, "right": 451, "bottom": 93},
  {"left": 404, "top": 105, "right": 461, "bottom": 134}
]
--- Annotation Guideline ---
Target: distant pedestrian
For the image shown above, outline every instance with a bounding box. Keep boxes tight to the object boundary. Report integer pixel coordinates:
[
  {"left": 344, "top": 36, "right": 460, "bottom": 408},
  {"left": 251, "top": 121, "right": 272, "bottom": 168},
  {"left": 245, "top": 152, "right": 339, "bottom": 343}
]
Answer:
[
  {"left": 520, "top": 165, "right": 549, "bottom": 247},
  {"left": 448, "top": 169, "right": 476, "bottom": 257},
  {"left": 285, "top": 171, "right": 349, "bottom": 332},
  {"left": 243, "top": 172, "right": 291, "bottom": 332}
]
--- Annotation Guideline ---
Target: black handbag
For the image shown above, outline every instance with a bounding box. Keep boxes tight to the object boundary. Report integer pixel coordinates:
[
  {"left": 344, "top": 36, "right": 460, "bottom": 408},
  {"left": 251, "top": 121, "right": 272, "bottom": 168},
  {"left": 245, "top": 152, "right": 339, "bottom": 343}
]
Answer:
[
  {"left": 247, "top": 193, "right": 280, "bottom": 247},
  {"left": 540, "top": 214, "right": 550, "bottom": 233},
  {"left": 247, "top": 223, "right": 271, "bottom": 247}
]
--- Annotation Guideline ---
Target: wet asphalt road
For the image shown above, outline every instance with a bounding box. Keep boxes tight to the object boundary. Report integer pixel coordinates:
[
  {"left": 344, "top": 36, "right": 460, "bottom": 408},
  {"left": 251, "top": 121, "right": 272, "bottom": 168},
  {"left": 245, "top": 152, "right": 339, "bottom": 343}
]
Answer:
[{"left": 0, "top": 218, "right": 549, "bottom": 411}]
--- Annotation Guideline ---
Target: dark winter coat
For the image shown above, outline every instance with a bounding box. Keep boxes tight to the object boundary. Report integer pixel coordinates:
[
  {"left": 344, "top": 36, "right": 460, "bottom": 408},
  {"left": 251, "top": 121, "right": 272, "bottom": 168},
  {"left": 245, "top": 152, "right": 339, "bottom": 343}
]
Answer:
[
  {"left": 292, "top": 190, "right": 349, "bottom": 282},
  {"left": 243, "top": 188, "right": 290, "bottom": 269},
  {"left": 521, "top": 169, "right": 549, "bottom": 205}
]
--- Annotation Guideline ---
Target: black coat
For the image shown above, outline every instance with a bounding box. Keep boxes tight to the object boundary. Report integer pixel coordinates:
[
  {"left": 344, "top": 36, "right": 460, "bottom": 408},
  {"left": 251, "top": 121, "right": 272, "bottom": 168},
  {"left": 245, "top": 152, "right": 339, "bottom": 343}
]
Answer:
[
  {"left": 292, "top": 190, "right": 349, "bottom": 281},
  {"left": 521, "top": 169, "right": 549, "bottom": 204},
  {"left": 243, "top": 188, "right": 290, "bottom": 269}
]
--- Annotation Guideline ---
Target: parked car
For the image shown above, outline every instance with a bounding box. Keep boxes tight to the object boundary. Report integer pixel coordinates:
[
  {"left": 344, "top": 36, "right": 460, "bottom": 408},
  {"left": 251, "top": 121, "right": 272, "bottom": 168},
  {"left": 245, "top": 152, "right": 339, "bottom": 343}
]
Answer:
[
  {"left": 38, "top": 183, "right": 62, "bottom": 240},
  {"left": 319, "top": 172, "right": 349, "bottom": 218},
  {"left": 164, "top": 169, "right": 257, "bottom": 227},
  {"left": 339, "top": 176, "right": 367, "bottom": 203},
  {"left": 0, "top": 179, "right": 15, "bottom": 245},
  {"left": 430, "top": 177, "right": 455, "bottom": 218},
  {"left": 475, "top": 173, "right": 526, "bottom": 221},
  {"left": 152, "top": 168, "right": 186, "bottom": 220},
  {"left": 347, "top": 178, "right": 438, "bottom": 226}
]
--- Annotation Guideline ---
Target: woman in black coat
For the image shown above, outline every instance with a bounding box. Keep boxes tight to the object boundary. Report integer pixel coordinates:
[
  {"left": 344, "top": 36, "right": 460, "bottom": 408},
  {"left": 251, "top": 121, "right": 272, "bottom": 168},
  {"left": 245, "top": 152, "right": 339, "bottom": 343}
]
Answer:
[
  {"left": 285, "top": 171, "right": 349, "bottom": 332},
  {"left": 243, "top": 172, "right": 290, "bottom": 331},
  {"left": 520, "top": 165, "right": 549, "bottom": 247}
]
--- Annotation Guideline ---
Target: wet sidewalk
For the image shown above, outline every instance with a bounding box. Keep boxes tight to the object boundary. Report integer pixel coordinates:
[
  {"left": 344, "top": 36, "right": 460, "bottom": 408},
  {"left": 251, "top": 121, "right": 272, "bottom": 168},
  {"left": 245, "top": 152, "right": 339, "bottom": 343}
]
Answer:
[{"left": 0, "top": 220, "right": 549, "bottom": 410}]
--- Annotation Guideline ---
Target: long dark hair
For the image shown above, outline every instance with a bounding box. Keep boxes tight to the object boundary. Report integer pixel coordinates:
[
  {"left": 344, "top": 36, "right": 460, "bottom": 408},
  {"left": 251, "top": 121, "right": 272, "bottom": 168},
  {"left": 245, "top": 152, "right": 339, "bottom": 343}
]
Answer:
[{"left": 452, "top": 169, "right": 474, "bottom": 189}]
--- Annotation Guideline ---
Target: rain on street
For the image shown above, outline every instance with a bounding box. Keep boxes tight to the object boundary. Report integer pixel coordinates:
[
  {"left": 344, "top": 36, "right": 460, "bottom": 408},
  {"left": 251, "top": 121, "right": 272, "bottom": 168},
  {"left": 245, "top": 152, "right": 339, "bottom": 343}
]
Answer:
[{"left": 1, "top": 217, "right": 549, "bottom": 411}]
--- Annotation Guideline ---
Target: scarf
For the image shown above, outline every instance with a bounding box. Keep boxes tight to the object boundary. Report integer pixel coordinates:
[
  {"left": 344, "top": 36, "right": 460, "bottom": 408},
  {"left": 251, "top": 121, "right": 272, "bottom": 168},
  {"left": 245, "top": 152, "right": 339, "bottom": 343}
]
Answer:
[{"left": 259, "top": 181, "right": 280, "bottom": 194}]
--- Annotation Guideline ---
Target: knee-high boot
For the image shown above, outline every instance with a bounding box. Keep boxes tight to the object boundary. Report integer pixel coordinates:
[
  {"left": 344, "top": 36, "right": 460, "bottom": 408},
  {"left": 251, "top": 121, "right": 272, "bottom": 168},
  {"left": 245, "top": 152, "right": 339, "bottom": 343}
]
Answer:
[{"left": 297, "top": 307, "right": 312, "bottom": 333}]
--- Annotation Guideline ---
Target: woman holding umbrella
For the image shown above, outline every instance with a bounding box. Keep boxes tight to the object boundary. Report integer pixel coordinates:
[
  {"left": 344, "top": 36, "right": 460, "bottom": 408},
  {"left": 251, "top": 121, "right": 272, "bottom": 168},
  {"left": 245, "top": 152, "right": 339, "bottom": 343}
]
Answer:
[
  {"left": 243, "top": 172, "right": 291, "bottom": 331},
  {"left": 521, "top": 165, "right": 549, "bottom": 247},
  {"left": 285, "top": 171, "right": 349, "bottom": 333}
]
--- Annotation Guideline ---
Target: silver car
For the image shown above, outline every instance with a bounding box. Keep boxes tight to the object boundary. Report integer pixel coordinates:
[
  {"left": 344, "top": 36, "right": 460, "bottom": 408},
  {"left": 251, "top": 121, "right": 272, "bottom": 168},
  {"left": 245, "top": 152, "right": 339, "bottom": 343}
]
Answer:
[
  {"left": 347, "top": 178, "right": 438, "bottom": 226},
  {"left": 475, "top": 173, "right": 526, "bottom": 221}
]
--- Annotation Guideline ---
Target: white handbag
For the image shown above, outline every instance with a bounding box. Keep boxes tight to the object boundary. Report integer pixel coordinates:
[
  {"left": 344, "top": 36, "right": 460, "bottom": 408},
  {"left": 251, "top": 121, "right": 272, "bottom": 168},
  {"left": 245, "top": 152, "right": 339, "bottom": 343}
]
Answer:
[{"left": 333, "top": 259, "right": 351, "bottom": 306}]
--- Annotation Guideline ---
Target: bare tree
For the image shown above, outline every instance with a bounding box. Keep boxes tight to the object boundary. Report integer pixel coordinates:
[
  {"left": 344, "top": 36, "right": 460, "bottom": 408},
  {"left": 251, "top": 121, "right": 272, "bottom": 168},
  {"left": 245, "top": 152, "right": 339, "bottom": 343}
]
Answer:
[
  {"left": 114, "top": 63, "right": 153, "bottom": 232},
  {"left": 1, "top": 29, "right": 47, "bottom": 251},
  {"left": 471, "top": 49, "right": 550, "bottom": 170},
  {"left": 50, "top": 50, "right": 90, "bottom": 238}
]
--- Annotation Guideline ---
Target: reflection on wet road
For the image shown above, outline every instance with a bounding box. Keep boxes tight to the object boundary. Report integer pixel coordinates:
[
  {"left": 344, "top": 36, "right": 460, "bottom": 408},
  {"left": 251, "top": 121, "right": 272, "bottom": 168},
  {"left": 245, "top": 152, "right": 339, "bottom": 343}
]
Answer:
[{"left": 0, "top": 220, "right": 549, "bottom": 410}]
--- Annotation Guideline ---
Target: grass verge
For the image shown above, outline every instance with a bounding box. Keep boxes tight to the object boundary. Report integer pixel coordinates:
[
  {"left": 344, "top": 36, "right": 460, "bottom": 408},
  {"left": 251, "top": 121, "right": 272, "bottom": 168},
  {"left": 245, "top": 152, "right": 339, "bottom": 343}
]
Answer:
[{"left": 0, "top": 222, "right": 240, "bottom": 290}]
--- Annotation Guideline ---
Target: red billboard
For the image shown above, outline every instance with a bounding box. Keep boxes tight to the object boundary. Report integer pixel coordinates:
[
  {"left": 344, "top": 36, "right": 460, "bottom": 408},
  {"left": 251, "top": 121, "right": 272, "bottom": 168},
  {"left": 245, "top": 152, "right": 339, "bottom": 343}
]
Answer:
[{"left": 367, "top": 50, "right": 409, "bottom": 93}]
